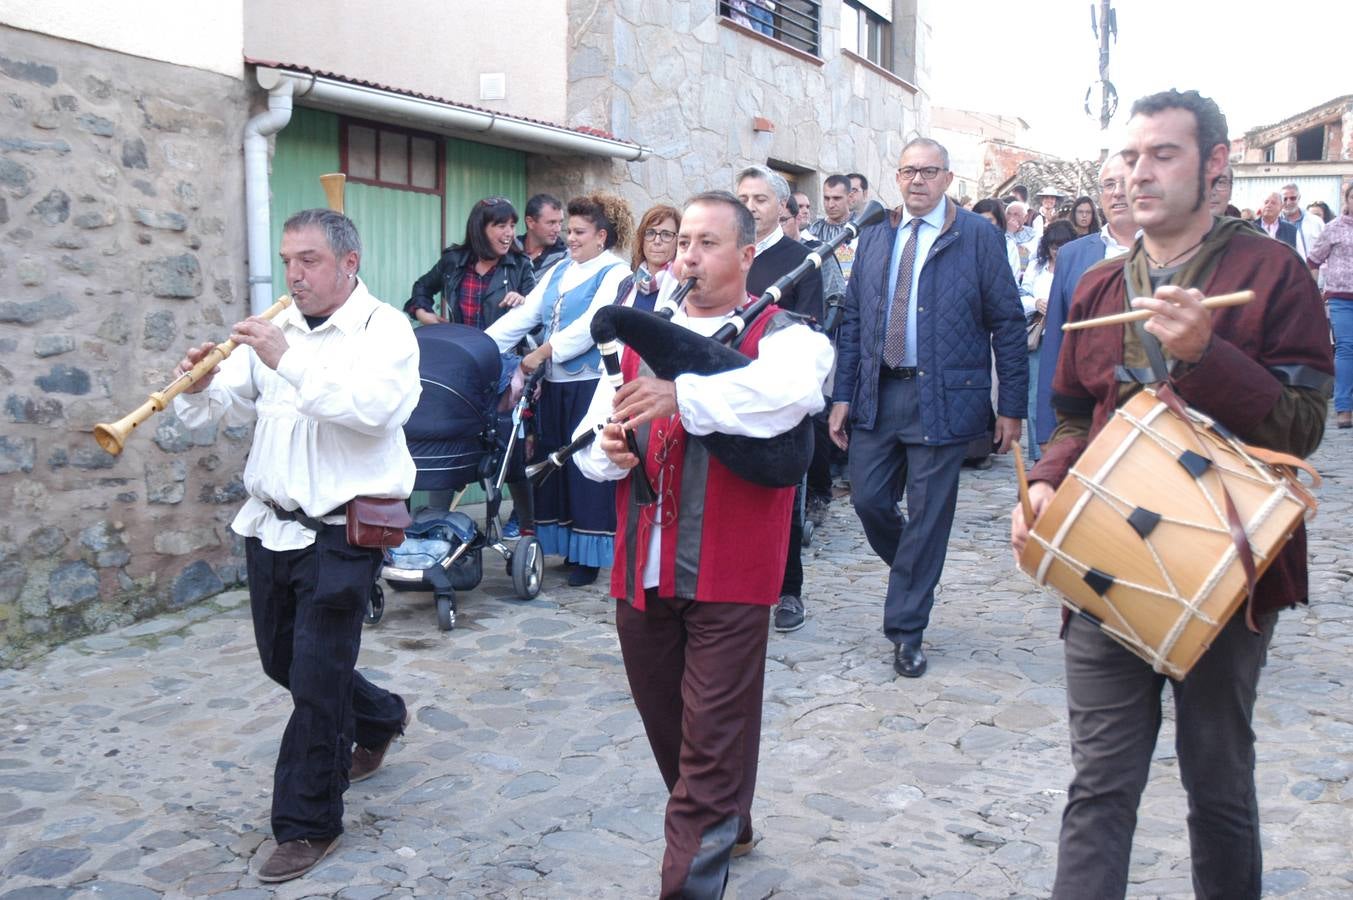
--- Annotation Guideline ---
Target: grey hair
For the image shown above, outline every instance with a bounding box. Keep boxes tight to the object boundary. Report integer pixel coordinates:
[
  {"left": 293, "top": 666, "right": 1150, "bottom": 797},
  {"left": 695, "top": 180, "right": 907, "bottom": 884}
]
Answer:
[
  {"left": 900, "top": 137, "right": 950, "bottom": 169},
  {"left": 686, "top": 190, "right": 757, "bottom": 247},
  {"left": 736, "top": 165, "right": 790, "bottom": 204},
  {"left": 1007, "top": 200, "right": 1028, "bottom": 218},
  {"left": 1281, "top": 182, "right": 1299, "bottom": 195},
  {"left": 283, "top": 209, "right": 362, "bottom": 266}
]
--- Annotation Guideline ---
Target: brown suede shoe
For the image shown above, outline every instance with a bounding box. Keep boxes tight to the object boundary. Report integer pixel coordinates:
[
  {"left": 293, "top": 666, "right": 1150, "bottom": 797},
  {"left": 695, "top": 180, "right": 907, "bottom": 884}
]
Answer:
[
  {"left": 349, "top": 706, "right": 412, "bottom": 783},
  {"left": 257, "top": 835, "right": 340, "bottom": 883},
  {"left": 732, "top": 831, "right": 760, "bottom": 858}
]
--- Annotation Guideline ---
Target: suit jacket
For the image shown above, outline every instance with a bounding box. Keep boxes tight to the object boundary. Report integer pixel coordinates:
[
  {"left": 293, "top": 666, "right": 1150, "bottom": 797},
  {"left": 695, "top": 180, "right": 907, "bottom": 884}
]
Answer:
[
  {"left": 1253, "top": 217, "right": 1298, "bottom": 249},
  {"left": 834, "top": 201, "right": 1026, "bottom": 442},
  {"left": 1035, "top": 233, "right": 1110, "bottom": 444},
  {"left": 748, "top": 235, "right": 825, "bottom": 323}
]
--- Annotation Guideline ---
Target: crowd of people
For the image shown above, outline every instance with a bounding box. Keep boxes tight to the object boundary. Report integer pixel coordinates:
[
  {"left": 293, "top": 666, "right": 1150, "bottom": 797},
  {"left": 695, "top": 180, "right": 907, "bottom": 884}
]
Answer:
[{"left": 169, "top": 85, "right": 1347, "bottom": 897}]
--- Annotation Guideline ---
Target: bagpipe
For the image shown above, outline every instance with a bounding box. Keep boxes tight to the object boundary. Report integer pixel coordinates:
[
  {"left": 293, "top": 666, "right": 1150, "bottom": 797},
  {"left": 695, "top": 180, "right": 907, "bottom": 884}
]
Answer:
[{"left": 525, "top": 199, "right": 887, "bottom": 495}]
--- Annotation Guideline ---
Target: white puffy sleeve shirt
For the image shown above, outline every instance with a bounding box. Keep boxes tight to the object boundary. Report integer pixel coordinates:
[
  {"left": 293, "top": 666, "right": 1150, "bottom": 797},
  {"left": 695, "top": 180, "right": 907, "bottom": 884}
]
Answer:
[
  {"left": 172, "top": 280, "right": 421, "bottom": 551},
  {"left": 485, "top": 250, "right": 632, "bottom": 383},
  {"left": 573, "top": 308, "right": 832, "bottom": 588}
]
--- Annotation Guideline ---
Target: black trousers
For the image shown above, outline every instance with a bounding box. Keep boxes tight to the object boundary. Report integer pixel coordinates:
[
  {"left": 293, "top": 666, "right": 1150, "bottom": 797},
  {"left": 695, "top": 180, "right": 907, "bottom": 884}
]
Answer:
[
  {"left": 245, "top": 526, "right": 406, "bottom": 843},
  {"left": 1054, "top": 611, "right": 1277, "bottom": 899},
  {"left": 616, "top": 593, "right": 770, "bottom": 900}
]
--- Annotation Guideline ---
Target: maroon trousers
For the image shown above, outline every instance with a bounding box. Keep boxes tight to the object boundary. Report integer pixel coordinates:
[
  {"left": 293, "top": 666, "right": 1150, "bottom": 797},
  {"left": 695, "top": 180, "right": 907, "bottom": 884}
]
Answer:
[{"left": 615, "top": 592, "right": 770, "bottom": 900}]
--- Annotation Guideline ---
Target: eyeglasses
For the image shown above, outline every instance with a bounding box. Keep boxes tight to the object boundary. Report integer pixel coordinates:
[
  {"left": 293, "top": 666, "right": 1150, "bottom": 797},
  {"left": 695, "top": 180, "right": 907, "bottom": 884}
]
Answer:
[
  {"left": 898, "top": 166, "right": 946, "bottom": 182},
  {"left": 478, "top": 196, "right": 510, "bottom": 207},
  {"left": 1099, "top": 179, "right": 1125, "bottom": 195},
  {"left": 643, "top": 228, "right": 677, "bottom": 243},
  {"left": 1212, "top": 176, "right": 1233, "bottom": 189},
  {"left": 848, "top": 186, "right": 862, "bottom": 193}
]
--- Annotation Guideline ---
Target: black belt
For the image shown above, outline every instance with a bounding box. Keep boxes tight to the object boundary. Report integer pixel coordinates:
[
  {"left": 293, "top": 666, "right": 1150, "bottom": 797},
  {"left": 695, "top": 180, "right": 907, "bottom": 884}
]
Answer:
[
  {"left": 880, "top": 366, "right": 918, "bottom": 380},
  {"left": 263, "top": 500, "right": 341, "bottom": 531}
]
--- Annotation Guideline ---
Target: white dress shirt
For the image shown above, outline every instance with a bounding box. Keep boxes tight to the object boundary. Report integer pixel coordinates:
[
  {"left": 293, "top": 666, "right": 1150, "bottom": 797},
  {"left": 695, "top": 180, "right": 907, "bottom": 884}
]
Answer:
[
  {"left": 486, "top": 250, "right": 632, "bottom": 383},
  {"left": 574, "top": 307, "right": 833, "bottom": 588},
  {"left": 173, "top": 280, "right": 421, "bottom": 551}
]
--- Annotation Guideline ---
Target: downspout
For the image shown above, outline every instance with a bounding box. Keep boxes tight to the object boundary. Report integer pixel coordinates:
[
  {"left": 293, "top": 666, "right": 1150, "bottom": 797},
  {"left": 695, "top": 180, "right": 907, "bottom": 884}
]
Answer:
[{"left": 243, "top": 75, "right": 294, "bottom": 315}]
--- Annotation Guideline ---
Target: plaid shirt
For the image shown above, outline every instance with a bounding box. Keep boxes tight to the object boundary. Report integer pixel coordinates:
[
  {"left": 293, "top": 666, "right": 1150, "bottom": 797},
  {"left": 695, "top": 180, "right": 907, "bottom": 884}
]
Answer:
[{"left": 455, "top": 263, "right": 496, "bottom": 326}]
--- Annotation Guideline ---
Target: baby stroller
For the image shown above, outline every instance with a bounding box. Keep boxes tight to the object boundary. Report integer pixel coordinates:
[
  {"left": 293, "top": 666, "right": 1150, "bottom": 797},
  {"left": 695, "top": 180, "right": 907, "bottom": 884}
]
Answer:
[{"left": 372, "top": 323, "right": 544, "bottom": 631}]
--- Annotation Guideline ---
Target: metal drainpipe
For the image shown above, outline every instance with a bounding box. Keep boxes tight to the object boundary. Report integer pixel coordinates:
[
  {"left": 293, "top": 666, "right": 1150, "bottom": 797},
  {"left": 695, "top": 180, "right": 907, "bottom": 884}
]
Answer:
[{"left": 243, "top": 77, "right": 294, "bottom": 315}]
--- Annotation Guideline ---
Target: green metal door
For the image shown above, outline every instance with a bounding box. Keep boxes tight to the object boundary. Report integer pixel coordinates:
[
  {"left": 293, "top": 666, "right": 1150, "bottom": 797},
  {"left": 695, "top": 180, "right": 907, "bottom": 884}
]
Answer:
[{"left": 443, "top": 139, "right": 527, "bottom": 248}]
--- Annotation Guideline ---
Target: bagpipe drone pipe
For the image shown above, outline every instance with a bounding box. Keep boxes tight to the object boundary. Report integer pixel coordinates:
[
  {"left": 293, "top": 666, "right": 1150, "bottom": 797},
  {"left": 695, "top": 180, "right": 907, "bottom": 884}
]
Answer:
[{"left": 526, "top": 199, "right": 887, "bottom": 492}]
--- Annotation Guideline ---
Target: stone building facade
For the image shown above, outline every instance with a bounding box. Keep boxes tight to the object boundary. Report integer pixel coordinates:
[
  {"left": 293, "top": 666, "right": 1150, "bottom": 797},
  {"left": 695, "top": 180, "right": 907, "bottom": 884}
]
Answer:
[
  {"left": 0, "top": 26, "right": 251, "bottom": 665},
  {"left": 1, "top": 1, "right": 930, "bottom": 664},
  {"left": 535, "top": 1, "right": 928, "bottom": 211}
]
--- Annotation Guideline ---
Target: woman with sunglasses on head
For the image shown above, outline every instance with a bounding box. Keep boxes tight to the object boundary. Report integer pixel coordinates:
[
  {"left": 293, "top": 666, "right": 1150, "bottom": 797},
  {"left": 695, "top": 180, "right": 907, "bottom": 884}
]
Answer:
[
  {"left": 487, "top": 193, "right": 634, "bottom": 586},
  {"left": 405, "top": 197, "right": 535, "bottom": 328},
  {"left": 615, "top": 205, "right": 681, "bottom": 311},
  {"left": 405, "top": 197, "right": 539, "bottom": 533}
]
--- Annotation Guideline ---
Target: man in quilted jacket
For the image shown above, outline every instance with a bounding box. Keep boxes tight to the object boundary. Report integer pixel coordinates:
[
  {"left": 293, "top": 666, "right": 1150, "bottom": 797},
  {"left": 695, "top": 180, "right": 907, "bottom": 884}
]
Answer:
[{"left": 828, "top": 137, "right": 1026, "bottom": 679}]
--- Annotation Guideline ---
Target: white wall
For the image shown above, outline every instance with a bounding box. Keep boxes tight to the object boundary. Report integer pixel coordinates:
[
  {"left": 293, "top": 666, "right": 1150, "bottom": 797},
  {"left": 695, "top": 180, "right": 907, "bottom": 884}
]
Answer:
[
  {"left": 0, "top": 0, "right": 245, "bottom": 79},
  {"left": 244, "top": 0, "right": 569, "bottom": 124}
]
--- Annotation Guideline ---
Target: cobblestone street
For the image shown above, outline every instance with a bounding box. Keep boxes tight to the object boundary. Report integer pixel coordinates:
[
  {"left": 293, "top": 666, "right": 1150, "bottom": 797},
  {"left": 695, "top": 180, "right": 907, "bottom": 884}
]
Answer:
[{"left": 1, "top": 431, "right": 1350, "bottom": 898}]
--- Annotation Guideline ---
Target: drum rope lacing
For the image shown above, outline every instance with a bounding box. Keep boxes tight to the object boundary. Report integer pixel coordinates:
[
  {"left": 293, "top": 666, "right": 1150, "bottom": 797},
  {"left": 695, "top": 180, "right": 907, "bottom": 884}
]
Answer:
[{"left": 1030, "top": 399, "right": 1294, "bottom": 677}]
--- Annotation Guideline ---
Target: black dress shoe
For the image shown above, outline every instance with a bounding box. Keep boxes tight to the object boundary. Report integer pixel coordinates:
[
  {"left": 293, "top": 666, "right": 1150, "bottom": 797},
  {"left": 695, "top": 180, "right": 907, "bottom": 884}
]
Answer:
[{"left": 893, "top": 643, "right": 926, "bottom": 678}]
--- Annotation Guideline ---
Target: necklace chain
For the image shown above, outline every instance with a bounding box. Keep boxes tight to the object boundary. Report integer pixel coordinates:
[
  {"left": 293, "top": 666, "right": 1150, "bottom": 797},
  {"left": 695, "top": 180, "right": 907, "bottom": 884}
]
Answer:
[{"left": 1143, "top": 235, "right": 1206, "bottom": 269}]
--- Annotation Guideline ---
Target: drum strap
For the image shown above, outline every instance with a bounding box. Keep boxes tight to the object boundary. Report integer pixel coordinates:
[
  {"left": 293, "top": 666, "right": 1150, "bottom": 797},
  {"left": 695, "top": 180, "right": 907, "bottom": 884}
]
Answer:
[{"left": 1155, "top": 382, "right": 1261, "bottom": 633}]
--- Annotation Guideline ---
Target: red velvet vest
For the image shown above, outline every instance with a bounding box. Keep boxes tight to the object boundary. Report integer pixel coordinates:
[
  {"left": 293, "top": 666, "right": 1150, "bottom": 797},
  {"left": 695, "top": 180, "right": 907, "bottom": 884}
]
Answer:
[{"left": 611, "top": 307, "right": 796, "bottom": 609}]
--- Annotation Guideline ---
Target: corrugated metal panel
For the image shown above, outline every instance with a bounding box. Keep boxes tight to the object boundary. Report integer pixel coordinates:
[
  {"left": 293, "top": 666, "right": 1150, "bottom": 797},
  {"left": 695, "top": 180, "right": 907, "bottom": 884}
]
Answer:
[
  {"left": 444, "top": 139, "right": 527, "bottom": 244},
  {"left": 344, "top": 183, "right": 442, "bottom": 309},
  {"left": 268, "top": 107, "right": 341, "bottom": 299},
  {"left": 1233, "top": 175, "right": 1343, "bottom": 215}
]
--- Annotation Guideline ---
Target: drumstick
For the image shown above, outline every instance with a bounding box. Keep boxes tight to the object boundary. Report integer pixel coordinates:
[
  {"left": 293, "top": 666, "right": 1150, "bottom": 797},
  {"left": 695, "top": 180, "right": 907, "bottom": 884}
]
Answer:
[
  {"left": 1062, "top": 290, "right": 1255, "bottom": 331},
  {"left": 1012, "top": 444, "right": 1036, "bottom": 527}
]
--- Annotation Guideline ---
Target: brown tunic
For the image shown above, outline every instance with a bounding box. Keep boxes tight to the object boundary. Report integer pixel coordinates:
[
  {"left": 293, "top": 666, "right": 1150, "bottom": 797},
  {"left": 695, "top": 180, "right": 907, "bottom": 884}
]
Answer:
[{"left": 1032, "top": 227, "right": 1332, "bottom": 615}]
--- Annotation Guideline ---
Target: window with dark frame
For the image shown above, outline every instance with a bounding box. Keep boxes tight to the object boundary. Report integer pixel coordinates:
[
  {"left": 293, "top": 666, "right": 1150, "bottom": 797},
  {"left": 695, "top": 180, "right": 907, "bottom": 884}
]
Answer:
[
  {"left": 340, "top": 118, "right": 442, "bottom": 194},
  {"left": 842, "top": 0, "right": 894, "bottom": 72},
  {"left": 718, "top": 1, "right": 822, "bottom": 56}
]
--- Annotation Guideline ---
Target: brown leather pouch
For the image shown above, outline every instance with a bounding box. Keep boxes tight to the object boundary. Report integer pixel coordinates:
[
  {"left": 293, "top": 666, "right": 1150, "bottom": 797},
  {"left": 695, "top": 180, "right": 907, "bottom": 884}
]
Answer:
[{"left": 346, "top": 496, "right": 411, "bottom": 549}]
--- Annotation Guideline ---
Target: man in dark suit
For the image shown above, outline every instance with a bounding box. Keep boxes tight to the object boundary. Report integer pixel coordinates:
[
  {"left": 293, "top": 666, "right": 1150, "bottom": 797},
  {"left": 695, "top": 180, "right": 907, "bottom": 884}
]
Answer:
[
  {"left": 828, "top": 138, "right": 1026, "bottom": 678},
  {"left": 1254, "top": 192, "right": 1298, "bottom": 249},
  {"left": 1034, "top": 155, "right": 1137, "bottom": 446},
  {"left": 737, "top": 166, "right": 825, "bottom": 322},
  {"left": 736, "top": 165, "right": 825, "bottom": 634}
]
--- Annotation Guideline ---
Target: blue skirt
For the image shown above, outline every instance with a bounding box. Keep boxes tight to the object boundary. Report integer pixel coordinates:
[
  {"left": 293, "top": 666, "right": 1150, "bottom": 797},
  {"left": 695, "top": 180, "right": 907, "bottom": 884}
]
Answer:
[{"left": 532, "top": 378, "right": 616, "bottom": 566}]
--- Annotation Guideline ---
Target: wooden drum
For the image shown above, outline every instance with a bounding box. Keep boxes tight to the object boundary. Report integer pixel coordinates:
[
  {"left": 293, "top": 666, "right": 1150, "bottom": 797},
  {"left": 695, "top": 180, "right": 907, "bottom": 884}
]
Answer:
[{"left": 1019, "top": 388, "right": 1318, "bottom": 679}]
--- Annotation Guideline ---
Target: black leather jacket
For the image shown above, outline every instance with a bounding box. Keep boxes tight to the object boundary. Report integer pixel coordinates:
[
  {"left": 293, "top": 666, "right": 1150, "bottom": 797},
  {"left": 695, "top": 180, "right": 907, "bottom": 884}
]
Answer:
[{"left": 405, "top": 245, "right": 537, "bottom": 328}]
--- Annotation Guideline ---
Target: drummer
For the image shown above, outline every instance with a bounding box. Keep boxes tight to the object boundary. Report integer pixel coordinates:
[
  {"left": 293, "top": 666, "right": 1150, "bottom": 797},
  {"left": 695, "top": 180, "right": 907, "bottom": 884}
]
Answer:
[{"left": 1009, "top": 89, "right": 1331, "bottom": 899}]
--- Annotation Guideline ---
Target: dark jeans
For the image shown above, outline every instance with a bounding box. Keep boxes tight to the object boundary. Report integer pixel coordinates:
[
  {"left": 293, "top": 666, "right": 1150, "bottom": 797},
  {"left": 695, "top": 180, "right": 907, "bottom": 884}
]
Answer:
[
  {"left": 616, "top": 592, "right": 770, "bottom": 900},
  {"left": 246, "top": 526, "right": 407, "bottom": 844},
  {"left": 780, "top": 481, "right": 803, "bottom": 599},
  {"left": 847, "top": 376, "right": 967, "bottom": 646},
  {"left": 1053, "top": 611, "right": 1277, "bottom": 900},
  {"left": 807, "top": 411, "right": 832, "bottom": 500}
]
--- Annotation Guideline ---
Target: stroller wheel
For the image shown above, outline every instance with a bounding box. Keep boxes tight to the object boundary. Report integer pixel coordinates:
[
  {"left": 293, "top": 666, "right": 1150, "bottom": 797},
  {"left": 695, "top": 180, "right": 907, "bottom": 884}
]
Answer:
[
  {"left": 801, "top": 520, "right": 815, "bottom": 550},
  {"left": 511, "top": 536, "right": 544, "bottom": 600},
  {"left": 364, "top": 583, "right": 385, "bottom": 626},
  {"left": 436, "top": 592, "right": 456, "bottom": 631}
]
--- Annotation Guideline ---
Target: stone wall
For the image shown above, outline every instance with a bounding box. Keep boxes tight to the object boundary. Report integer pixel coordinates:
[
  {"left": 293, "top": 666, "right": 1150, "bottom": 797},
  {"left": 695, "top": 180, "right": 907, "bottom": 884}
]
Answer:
[
  {"left": 0, "top": 26, "right": 250, "bottom": 666},
  {"left": 529, "top": 0, "right": 926, "bottom": 219}
]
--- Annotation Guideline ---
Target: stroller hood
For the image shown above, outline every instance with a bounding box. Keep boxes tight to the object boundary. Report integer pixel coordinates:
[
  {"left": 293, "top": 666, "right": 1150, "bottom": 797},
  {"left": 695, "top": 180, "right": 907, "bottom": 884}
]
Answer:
[{"left": 405, "top": 323, "right": 500, "bottom": 491}]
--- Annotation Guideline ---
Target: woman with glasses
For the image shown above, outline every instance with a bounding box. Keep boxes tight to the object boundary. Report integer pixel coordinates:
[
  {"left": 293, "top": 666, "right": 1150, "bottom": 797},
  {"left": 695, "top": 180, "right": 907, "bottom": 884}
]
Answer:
[
  {"left": 404, "top": 197, "right": 538, "bottom": 532},
  {"left": 1309, "top": 182, "right": 1353, "bottom": 428},
  {"left": 487, "top": 193, "right": 634, "bottom": 585},
  {"left": 615, "top": 205, "right": 681, "bottom": 311},
  {"left": 1068, "top": 196, "right": 1102, "bottom": 237}
]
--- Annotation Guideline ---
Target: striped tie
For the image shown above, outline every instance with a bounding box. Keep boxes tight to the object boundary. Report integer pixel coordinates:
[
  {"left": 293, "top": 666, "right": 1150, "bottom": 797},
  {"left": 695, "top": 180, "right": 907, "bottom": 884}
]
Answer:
[{"left": 882, "top": 219, "right": 922, "bottom": 368}]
